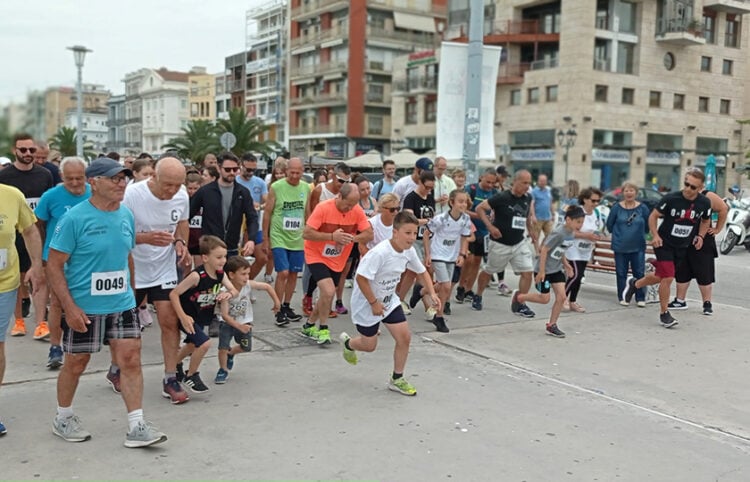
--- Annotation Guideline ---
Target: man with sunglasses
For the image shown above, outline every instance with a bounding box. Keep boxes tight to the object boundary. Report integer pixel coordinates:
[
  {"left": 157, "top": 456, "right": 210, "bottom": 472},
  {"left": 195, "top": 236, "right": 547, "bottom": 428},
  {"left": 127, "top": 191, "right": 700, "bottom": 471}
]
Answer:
[
  {"left": 0, "top": 133, "right": 54, "bottom": 339},
  {"left": 236, "top": 152, "right": 268, "bottom": 280},
  {"left": 622, "top": 170, "right": 711, "bottom": 328}
]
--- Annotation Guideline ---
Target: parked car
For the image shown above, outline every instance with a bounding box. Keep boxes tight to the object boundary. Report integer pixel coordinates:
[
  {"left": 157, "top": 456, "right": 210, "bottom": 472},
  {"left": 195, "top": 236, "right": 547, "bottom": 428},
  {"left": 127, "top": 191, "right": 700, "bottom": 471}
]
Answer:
[{"left": 602, "top": 187, "right": 664, "bottom": 210}]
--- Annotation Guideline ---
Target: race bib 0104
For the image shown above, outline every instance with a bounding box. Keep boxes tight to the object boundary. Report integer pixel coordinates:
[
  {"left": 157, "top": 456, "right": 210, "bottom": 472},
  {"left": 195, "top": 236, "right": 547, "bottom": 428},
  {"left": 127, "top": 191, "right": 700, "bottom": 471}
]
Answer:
[
  {"left": 91, "top": 270, "right": 127, "bottom": 296},
  {"left": 671, "top": 224, "right": 692, "bottom": 238},
  {"left": 283, "top": 217, "right": 302, "bottom": 230},
  {"left": 512, "top": 216, "right": 526, "bottom": 230}
]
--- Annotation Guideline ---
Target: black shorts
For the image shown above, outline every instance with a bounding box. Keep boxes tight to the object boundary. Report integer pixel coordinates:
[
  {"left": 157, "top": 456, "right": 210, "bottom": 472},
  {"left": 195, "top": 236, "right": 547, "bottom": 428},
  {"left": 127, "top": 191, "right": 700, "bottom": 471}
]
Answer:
[
  {"left": 15, "top": 234, "right": 30, "bottom": 273},
  {"left": 468, "top": 237, "right": 486, "bottom": 257},
  {"left": 308, "top": 263, "right": 342, "bottom": 287},
  {"left": 675, "top": 236, "right": 717, "bottom": 285},
  {"left": 135, "top": 284, "right": 173, "bottom": 306},
  {"left": 355, "top": 305, "right": 406, "bottom": 337},
  {"left": 534, "top": 271, "right": 566, "bottom": 294},
  {"left": 451, "top": 264, "right": 461, "bottom": 284}
]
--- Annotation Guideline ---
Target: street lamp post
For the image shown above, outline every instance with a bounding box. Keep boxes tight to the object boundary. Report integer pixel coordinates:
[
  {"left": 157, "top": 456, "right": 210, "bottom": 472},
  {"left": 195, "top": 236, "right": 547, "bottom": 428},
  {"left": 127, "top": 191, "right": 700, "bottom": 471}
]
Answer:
[
  {"left": 557, "top": 128, "right": 577, "bottom": 182},
  {"left": 67, "top": 45, "right": 92, "bottom": 158}
]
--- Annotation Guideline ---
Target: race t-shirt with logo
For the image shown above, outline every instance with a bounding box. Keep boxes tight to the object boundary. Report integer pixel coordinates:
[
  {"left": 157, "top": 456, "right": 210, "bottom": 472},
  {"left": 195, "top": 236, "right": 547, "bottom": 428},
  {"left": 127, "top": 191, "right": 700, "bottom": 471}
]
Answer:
[
  {"left": 220, "top": 282, "right": 254, "bottom": 325},
  {"left": 426, "top": 211, "right": 472, "bottom": 262},
  {"left": 565, "top": 209, "right": 603, "bottom": 261},
  {"left": 656, "top": 191, "right": 711, "bottom": 249},
  {"left": 487, "top": 190, "right": 532, "bottom": 246},
  {"left": 123, "top": 180, "right": 189, "bottom": 289},
  {"left": 366, "top": 214, "right": 393, "bottom": 250},
  {"left": 467, "top": 183, "right": 498, "bottom": 237},
  {"left": 402, "top": 190, "right": 435, "bottom": 240},
  {"left": 0, "top": 185, "right": 37, "bottom": 293},
  {"left": 304, "top": 199, "right": 371, "bottom": 273},
  {"left": 350, "top": 240, "right": 426, "bottom": 328},
  {"left": 534, "top": 224, "right": 575, "bottom": 275},
  {"left": 269, "top": 179, "right": 310, "bottom": 250},
  {"left": 49, "top": 201, "right": 136, "bottom": 314},
  {"left": 35, "top": 184, "right": 91, "bottom": 261},
  {"left": 179, "top": 266, "right": 225, "bottom": 326}
]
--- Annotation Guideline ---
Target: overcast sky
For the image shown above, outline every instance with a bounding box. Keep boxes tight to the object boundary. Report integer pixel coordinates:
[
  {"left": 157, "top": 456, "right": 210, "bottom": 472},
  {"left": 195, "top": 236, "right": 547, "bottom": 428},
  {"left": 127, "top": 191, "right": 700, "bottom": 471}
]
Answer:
[{"left": 0, "top": 0, "right": 268, "bottom": 104}]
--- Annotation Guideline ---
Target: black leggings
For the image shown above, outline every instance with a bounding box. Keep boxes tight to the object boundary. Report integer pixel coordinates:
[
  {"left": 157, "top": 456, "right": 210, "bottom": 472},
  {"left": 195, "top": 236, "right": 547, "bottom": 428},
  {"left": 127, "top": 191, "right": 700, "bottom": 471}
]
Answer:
[{"left": 565, "top": 260, "right": 588, "bottom": 302}]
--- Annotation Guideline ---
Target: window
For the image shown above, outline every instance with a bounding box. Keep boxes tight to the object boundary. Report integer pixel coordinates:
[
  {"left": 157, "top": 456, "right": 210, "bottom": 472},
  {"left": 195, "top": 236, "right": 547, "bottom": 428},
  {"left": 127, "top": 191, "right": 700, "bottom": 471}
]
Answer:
[
  {"left": 722, "top": 59, "right": 733, "bottom": 75},
  {"left": 405, "top": 101, "right": 418, "bottom": 124},
  {"left": 673, "top": 93, "right": 685, "bottom": 110},
  {"left": 546, "top": 85, "right": 558, "bottom": 102},
  {"left": 425, "top": 98, "right": 437, "bottom": 123},
  {"left": 700, "top": 56, "right": 712, "bottom": 72},
  {"left": 703, "top": 12, "right": 717, "bottom": 44},
  {"left": 593, "top": 129, "right": 632, "bottom": 147},
  {"left": 509, "top": 129, "right": 556, "bottom": 146},
  {"left": 725, "top": 14, "right": 740, "bottom": 48},
  {"left": 367, "top": 84, "right": 384, "bottom": 103},
  {"left": 720, "top": 99, "right": 731, "bottom": 115},
  {"left": 527, "top": 87, "right": 539, "bottom": 104},
  {"left": 180, "top": 99, "right": 187, "bottom": 110},
  {"left": 696, "top": 136, "right": 728, "bottom": 154},
  {"left": 616, "top": 42, "right": 636, "bottom": 74},
  {"left": 647, "top": 133, "right": 682, "bottom": 150},
  {"left": 649, "top": 91, "right": 661, "bottom": 108},
  {"left": 698, "top": 96, "right": 709, "bottom": 113},
  {"left": 622, "top": 88, "right": 634, "bottom": 105},
  {"left": 510, "top": 89, "right": 521, "bottom": 106},
  {"left": 368, "top": 116, "right": 383, "bottom": 135},
  {"left": 595, "top": 84, "right": 608, "bottom": 102}
]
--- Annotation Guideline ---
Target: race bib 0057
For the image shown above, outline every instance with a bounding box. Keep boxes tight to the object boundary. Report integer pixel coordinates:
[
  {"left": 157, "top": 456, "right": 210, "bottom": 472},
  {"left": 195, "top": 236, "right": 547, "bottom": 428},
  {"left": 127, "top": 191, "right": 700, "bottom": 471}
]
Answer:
[{"left": 671, "top": 224, "right": 692, "bottom": 238}]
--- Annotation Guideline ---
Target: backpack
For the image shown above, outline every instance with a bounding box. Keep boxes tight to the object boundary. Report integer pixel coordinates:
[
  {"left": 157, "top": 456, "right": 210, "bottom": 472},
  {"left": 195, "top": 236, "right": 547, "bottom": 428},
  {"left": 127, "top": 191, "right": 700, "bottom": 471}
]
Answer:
[{"left": 374, "top": 175, "right": 399, "bottom": 200}]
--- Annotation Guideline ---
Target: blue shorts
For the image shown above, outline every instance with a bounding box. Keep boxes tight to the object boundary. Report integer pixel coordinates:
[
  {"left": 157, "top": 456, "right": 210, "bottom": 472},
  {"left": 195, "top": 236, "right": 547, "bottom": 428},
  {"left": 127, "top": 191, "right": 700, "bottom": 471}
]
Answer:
[
  {"left": 255, "top": 231, "right": 263, "bottom": 245},
  {"left": 180, "top": 322, "right": 210, "bottom": 348},
  {"left": 0, "top": 289, "right": 18, "bottom": 342},
  {"left": 272, "top": 248, "right": 304, "bottom": 273}
]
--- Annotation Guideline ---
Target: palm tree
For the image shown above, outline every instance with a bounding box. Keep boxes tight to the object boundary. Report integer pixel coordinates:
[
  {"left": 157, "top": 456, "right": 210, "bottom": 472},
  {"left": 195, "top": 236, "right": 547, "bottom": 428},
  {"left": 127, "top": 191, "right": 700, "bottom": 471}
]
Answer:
[
  {"left": 162, "top": 119, "right": 221, "bottom": 164},
  {"left": 49, "top": 126, "right": 97, "bottom": 159},
  {"left": 216, "top": 108, "right": 281, "bottom": 156},
  {"left": 0, "top": 117, "right": 13, "bottom": 158}
]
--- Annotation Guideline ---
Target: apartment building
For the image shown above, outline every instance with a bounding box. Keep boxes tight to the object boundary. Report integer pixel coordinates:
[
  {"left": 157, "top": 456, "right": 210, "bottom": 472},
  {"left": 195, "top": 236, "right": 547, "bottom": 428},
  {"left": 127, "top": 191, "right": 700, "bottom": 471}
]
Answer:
[
  {"left": 44, "top": 85, "right": 110, "bottom": 141},
  {"left": 107, "top": 94, "right": 126, "bottom": 153},
  {"left": 447, "top": 0, "right": 750, "bottom": 193},
  {"left": 287, "top": 0, "right": 447, "bottom": 160},
  {"left": 188, "top": 67, "right": 216, "bottom": 121},
  {"left": 64, "top": 110, "right": 108, "bottom": 152},
  {"left": 215, "top": 72, "right": 232, "bottom": 120},
  {"left": 246, "top": 0, "right": 287, "bottom": 144}
]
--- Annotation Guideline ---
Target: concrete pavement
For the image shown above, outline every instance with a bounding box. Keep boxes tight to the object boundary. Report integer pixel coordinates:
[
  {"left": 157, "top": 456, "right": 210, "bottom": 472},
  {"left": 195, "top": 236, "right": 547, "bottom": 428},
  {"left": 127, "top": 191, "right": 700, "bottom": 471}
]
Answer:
[{"left": 2, "top": 270, "right": 749, "bottom": 481}]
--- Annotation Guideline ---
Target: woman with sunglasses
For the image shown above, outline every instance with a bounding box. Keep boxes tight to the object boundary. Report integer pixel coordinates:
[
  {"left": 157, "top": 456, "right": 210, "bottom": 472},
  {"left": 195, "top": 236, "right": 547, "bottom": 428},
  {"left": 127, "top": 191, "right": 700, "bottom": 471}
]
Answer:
[
  {"left": 606, "top": 181, "right": 652, "bottom": 307},
  {"left": 361, "top": 193, "right": 400, "bottom": 256},
  {"left": 564, "top": 187, "right": 605, "bottom": 312}
]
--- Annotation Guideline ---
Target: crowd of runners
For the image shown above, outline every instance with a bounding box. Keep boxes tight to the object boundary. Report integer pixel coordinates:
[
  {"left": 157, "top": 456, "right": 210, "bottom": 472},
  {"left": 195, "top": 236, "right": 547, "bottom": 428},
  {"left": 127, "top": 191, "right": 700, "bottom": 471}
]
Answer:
[{"left": 0, "top": 133, "right": 721, "bottom": 446}]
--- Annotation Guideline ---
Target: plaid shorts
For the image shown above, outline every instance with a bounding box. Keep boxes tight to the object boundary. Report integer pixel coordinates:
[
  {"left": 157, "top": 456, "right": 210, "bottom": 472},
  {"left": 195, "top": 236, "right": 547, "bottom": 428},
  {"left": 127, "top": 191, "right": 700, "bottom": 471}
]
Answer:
[{"left": 62, "top": 307, "right": 141, "bottom": 354}]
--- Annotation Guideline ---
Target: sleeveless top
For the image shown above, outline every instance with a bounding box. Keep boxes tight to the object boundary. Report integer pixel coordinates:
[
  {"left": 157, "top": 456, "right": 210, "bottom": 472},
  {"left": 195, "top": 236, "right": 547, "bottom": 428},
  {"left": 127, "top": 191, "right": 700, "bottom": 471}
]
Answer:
[{"left": 178, "top": 266, "right": 224, "bottom": 326}]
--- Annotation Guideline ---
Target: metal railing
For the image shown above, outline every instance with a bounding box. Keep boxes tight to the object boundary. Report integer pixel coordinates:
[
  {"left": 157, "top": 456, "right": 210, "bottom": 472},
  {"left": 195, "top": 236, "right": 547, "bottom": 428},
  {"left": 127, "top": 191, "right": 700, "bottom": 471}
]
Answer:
[
  {"left": 369, "top": 0, "right": 447, "bottom": 16},
  {"left": 656, "top": 17, "right": 704, "bottom": 36},
  {"left": 289, "top": 123, "right": 346, "bottom": 136},
  {"left": 593, "top": 58, "right": 611, "bottom": 71},
  {"left": 366, "top": 26, "right": 435, "bottom": 47},
  {"left": 290, "top": 0, "right": 347, "bottom": 19},
  {"left": 289, "top": 92, "right": 347, "bottom": 106}
]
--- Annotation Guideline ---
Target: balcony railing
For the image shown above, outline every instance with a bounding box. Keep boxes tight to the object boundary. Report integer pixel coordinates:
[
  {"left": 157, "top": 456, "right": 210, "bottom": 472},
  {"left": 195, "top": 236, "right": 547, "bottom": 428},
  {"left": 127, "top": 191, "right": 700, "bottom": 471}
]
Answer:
[
  {"left": 289, "top": 123, "right": 346, "bottom": 136},
  {"left": 593, "top": 57, "right": 611, "bottom": 72},
  {"left": 529, "top": 58, "right": 558, "bottom": 70},
  {"left": 369, "top": 0, "right": 447, "bottom": 16},
  {"left": 497, "top": 63, "right": 531, "bottom": 84},
  {"left": 226, "top": 79, "right": 244, "bottom": 92},
  {"left": 290, "top": 25, "right": 348, "bottom": 49},
  {"left": 367, "top": 26, "right": 435, "bottom": 48},
  {"left": 291, "top": 0, "right": 347, "bottom": 20},
  {"left": 655, "top": 17, "right": 706, "bottom": 45},
  {"left": 289, "top": 61, "right": 347, "bottom": 79},
  {"left": 289, "top": 92, "right": 347, "bottom": 107}
]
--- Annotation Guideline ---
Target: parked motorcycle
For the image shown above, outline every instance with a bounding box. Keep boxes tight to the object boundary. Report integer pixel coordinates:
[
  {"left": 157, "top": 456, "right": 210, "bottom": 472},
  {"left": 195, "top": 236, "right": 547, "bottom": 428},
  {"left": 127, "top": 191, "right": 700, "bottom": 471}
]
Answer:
[{"left": 719, "top": 187, "right": 750, "bottom": 254}]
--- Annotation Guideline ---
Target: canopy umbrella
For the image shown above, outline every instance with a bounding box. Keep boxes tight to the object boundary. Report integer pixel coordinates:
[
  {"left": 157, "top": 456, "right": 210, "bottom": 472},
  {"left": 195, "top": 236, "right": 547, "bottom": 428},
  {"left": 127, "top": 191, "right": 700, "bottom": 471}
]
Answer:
[{"left": 345, "top": 149, "right": 384, "bottom": 169}]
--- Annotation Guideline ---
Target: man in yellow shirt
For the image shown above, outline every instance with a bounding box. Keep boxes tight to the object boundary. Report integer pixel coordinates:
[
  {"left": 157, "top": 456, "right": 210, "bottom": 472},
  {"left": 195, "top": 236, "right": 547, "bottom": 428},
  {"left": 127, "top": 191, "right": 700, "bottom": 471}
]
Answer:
[{"left": 0, "top": 182, "right": 44, "bottom": 435}]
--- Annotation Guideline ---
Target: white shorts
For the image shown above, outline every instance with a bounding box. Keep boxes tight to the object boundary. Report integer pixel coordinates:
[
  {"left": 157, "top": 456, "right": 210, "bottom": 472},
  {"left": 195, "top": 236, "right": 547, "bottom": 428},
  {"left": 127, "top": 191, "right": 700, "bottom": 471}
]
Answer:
[
  {"left": 482, "top": 238, "right": 534, "bottom": 275},
  {"left": 432, "top": 261, "right": 455, "bottom": 283}
]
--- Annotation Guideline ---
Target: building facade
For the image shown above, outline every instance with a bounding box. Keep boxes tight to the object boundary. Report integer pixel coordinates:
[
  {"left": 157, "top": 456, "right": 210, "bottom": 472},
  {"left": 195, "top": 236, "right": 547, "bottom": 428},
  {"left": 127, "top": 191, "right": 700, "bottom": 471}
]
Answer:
[
  {"left": 446, "top": 0, "right": 750, "bottom": 193},
  {"left": 246, "top": 0, "right": 288, "bottom": 144},
  {"left": 44, "top": 85, "right": 110, "bottom": 141},
  {"left": 287, "top": 0, "right": 447, "bottom": 160},
  {"left": 107, "top": 94, "right": 126, "bottom": 153},
  {"left": 188, "top": 67, "right": 216, "bottom": 121},
  {"left": 215, "top": 72, "right": 231, "bottom": 120},
  {"left": 65, "top": 110, "right": 109, "bottom": 152},
  {"left": 390, "top": 49, "right": 439, "bottom": 153}
]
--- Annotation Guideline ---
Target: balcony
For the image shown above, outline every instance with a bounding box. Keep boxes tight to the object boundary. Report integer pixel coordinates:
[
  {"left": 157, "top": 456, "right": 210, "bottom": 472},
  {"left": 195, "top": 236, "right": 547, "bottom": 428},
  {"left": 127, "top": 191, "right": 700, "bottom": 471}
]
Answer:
[
  {"left": 289, "top": 123, "right": 346, "bottom": 137},
  {"left": 289, "top": 92, "right": 347, "bottom": 108},
  {"left": 367, "top": 26, "right": 435, "bottom": 49},
  {"left": 291, "top": 0, "right": 348, "bottom": 21},
  {"left": 703, "top": 0, "right": 750, "bottom": 14},
  {"left": 365, "top": 117, "right": 391, "bottom": 138},
  {"left": 365, "top": 91, "right": 391, "bottom": 106},
  {"left": 655, "top": 18, "right": 706, "bottom": 45},
  {"left": 289, "top": 61, "right": 347, "bottom": 80},
  {"left": 455, "top": 19, "right": 560, "bottom": 44},
  {"left": 226, "top": 79, "right": 244, "bottom": 92},
  {"left": 392, "top": 76, "right": 437, "bottom": 94},
  {"left": 246, "top": 57, "right": 278, "bottom": 73},
  {"left": 369, "top": 0, "right": 447, "bottom": 16},
  {"left": 497, "top": 63, "right": 530, "bottom": 84},
  {"left": 291, "top": 25, "right": 347, "bottom": 49}
]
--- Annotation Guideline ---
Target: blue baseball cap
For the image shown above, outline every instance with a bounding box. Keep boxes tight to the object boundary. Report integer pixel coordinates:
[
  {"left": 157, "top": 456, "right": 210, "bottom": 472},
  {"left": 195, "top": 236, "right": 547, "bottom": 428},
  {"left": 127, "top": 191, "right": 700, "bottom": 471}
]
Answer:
[
  {"left": 415, "top": 157, "right": 433, "bottom": 171},
  {"left": 85, "top": 158, "right": 132, "bottom": 178}
]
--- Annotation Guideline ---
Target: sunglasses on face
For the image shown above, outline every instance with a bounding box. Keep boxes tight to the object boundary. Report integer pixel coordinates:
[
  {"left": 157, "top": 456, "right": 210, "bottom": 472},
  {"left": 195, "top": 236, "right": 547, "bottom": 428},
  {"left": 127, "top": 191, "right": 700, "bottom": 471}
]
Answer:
[
  {"left": 590, "top": 198, "right": 601, "bottom": 204},
  {"left": 16, "top": 147, "right": 36, "bottom": 154},
  {"left": 336, "top": 176, "right": 351, "bottom": 183},
  {"left": 223, "top": 166, "right": 240, "bottom": 173},
  {"left": 684, "top": 181, "right": 699, "bottom": 190},
  {"left": 383, "top": 207, "right": 399, "bottom": 213}
]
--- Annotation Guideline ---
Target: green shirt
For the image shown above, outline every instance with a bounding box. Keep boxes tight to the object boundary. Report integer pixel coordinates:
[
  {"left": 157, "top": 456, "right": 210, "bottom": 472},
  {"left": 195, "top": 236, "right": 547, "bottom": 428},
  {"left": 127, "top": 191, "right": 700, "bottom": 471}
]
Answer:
[{"left": 269, "top": 179, "right": 310, "bottom": 250}]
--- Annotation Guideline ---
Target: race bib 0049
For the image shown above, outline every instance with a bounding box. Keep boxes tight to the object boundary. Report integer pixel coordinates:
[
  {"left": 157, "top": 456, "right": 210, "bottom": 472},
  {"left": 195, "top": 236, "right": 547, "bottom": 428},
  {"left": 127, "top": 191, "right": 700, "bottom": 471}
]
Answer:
[{"left": 91, "top": 270, "right": 127, "bottom": 296}]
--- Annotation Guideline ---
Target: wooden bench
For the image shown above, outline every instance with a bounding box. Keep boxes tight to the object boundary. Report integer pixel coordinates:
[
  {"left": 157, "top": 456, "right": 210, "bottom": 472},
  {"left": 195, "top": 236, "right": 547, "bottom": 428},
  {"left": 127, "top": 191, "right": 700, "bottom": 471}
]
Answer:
[{"left": 589, "top": 239, "right": 658, "bottom": 303}]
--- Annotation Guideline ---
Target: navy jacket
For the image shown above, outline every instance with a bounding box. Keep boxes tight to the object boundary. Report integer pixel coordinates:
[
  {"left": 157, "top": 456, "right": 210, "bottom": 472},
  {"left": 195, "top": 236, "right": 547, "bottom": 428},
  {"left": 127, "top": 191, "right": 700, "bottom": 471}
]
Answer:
[{"left": 189, "top": 181, "right": 258, "bottom": 251}]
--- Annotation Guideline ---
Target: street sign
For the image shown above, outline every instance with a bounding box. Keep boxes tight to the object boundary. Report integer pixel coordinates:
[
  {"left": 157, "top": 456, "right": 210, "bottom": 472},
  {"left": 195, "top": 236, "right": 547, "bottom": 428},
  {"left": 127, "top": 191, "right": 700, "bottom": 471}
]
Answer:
[{"left": 219, "top": 132, "right": 237, "bottom": 150}]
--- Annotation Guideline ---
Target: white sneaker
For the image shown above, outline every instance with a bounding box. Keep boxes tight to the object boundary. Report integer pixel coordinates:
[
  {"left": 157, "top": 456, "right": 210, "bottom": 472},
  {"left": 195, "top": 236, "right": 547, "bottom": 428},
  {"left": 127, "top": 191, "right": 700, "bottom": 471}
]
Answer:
[
  {"left": 264, "top": 274, "right": 274, "bottom": 283},
  {"left": 344, "top": 279, "right": 353, "bottom": 288},
  {"left": 497, "top": 282, "right": 512, "bottom": 296},
  {"left": 424, "top": 307, "right": 437, "bottom": 321},
  {"left": 400, "top": 301, "right": 412, "bottom": 315},
  {"left": 637, "top": 301, "right": 646, "bottom": 308},
  {"left": 619, "top": 300, "right": 629, "bottom": 306},
  {"left": 52, "top": 415, "right": 91, "bottom": 443},
  {"left": 124, "top": 420, "right": 168, "bottom": 448}
]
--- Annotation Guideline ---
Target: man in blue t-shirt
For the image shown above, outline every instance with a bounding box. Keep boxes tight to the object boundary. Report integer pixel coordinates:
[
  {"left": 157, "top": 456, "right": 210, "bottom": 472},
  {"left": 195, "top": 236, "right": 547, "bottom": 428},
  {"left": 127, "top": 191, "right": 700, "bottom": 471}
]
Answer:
[
  {"left": 531, "top": 174, "right": 554, "bottom": 246},
  {"left": 47, "top": 157, "right": 167, "bottom": 448},
  {"left": 236, "top": 152, "right": 269, "bottom": 280},
  {"left": 34, "top": 157, "right": 91, "bottom": 370}
]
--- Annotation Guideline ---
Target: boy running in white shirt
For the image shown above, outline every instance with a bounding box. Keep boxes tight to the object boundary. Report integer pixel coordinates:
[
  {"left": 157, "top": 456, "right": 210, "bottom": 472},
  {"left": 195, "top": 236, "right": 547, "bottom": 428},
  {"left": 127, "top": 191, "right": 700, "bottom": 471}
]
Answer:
[
  {"left": 215, "top": 256, "right": 280, "bottom": 384},
  {"left": 339, "top": 212, "right": 439, "bottom": 396}
]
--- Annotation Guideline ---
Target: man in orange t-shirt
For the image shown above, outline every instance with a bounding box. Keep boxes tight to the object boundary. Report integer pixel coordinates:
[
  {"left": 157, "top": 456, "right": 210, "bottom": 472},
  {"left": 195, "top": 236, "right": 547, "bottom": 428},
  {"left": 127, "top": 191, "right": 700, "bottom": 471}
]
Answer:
[{"left": 301, "top": 183, "right": 373, "bottom": 344}]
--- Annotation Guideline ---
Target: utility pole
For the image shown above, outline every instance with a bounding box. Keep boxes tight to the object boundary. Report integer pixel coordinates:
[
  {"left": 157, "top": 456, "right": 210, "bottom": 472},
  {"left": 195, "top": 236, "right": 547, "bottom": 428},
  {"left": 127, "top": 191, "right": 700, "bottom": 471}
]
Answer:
[{"left": 462, "top": 0, "right": 484, "bottom": 183}]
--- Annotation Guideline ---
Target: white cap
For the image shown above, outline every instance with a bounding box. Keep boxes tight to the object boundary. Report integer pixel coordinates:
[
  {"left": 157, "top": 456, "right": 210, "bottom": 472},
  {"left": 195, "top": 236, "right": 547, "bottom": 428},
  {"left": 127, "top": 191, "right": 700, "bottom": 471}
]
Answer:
[{"left": 0, "top": 157, "right": 11, "bottom": 166}]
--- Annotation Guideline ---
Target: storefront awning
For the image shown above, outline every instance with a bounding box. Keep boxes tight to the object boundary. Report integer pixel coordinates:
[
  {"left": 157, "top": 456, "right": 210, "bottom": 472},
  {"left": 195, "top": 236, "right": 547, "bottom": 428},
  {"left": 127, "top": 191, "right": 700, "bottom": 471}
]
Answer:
[{"left": 393, "top": 12, "right": 436, "bottom": 33}]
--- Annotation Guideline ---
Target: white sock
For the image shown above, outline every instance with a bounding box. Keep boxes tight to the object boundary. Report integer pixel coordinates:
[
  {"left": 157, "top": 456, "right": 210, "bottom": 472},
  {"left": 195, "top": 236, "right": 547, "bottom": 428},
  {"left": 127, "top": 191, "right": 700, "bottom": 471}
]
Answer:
[
  {"left": 127, "top": 409, "right": 144, "bottom": 431},
  {"left": 57, "top": 406, "right": 74, "bottom": 419},
  {"left": 676, "top": 298, "right": 685, "bottom": 303}
]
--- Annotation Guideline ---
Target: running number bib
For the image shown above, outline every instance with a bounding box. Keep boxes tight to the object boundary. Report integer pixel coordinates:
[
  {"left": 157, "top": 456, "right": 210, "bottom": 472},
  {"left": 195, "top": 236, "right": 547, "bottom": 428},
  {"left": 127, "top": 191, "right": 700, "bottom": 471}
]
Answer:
[
  {"left": 0, "top": 248, "right": 7, "bottom": 270},
  {"left": 417, "top": 225, "right": 426, "bottom": 238},
  {"left": 512, "top": 216, "right": 526, "bottom": 230},
  {"left": 161, "top": 279, "right": 178, "bottom": 290},
  {"left": 283, "top": 217, "right": 302, "bottom": 230},
  {"left": 550, "top": 247, "right": 566, "bottom": 260},
  {"left": 26, "top": 197, "right": 41, "bottom": 211},
  {"left": 576, "top": 240, "right": 593, "bottom": 251},
  {"left": 383, "top": 294, "right": 393, "bottom": 305},
  {"left": 443, "top": 239, "right": 456, "bottom": 247},
  {"left": 483, "top": 234, "right": 490, "bottom": 253},
  {"left": 91, "top": 271, "right": 127, "bottom": 296},
  {"left": 323, "top": 243, "right": 341, "bottom": 257},
  {"left": 189, "top": 215, "right": 202, "bottom": 228},
  {"left": 671, "top": 224, "right": 692, "bottom": 238}
]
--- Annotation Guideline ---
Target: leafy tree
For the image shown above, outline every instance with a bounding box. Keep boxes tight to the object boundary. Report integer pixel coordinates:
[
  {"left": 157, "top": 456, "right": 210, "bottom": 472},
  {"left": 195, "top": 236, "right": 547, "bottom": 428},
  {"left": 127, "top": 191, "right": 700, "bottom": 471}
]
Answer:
[
  {"left": 216, "top": 108, "right": 281, "bottom": 156},
  {"left": 49, "top": 126, "right": 96, "bottom": 159},
  {"left": 0, "top": 117, "right": 12, "bottom": 158},
  {"left": 162, "top": 119, "right": 221, "bottom": 165}
]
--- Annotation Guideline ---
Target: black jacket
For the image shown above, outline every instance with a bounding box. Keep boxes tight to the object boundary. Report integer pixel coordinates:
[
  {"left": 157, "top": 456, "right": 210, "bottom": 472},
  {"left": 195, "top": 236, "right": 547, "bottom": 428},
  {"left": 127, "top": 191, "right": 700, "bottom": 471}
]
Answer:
[{"left": 189, "top": 181, "right": 258, "bottom": 251}]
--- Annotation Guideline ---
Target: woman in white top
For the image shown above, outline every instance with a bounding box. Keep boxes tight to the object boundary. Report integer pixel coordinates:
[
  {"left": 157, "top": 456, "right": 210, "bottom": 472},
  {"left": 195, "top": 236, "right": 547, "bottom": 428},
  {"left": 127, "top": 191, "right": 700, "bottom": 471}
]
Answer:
[
  {"left": 362, "top": 193, "right": 400, "bottom": 254},
  {"left": 564, "top": 187, "right": 605, "bottom": 312}
]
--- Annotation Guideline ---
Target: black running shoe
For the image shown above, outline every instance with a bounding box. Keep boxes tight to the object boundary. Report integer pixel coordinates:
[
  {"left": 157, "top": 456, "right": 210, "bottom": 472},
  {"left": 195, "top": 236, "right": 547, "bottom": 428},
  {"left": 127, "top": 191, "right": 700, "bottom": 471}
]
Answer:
[
  {"left": 464, "top": 290, "right": 475, "bottom": 301},
  {"left": 443, "top": 301, "right": 451, "bottom": 316},
  {"left": 546, "top": 324, "right": 566, "bottom": 338},
  {"left": 702, "top": 301, "right": 713, "bottom": 316},
  {"left": 667, "top": 298, "right": 688, "bottom": 310},
  {"left": 517, "top": 304, "right": 536, "bottom": 318},
  {"left": 409, "top": 284, "right": 423, "bottom": 309},
  {"left": 283, "top": 306, "right": 303, "bottom": 322},
  {"left": 622, "top": 277, "right": 637, "bottom": 304},
  {"left": 184, "top": 372, "right": 209, "bottom": 393},
  {"left": 510, "top": 290, "right": 521, "bottom": 314},
  {"left": 455, "top": 286, "right": 466, "bottom": 304},
  {"left": 275, "top": 311, "right": 290, "bottom": 327},
  {"left": 432, "top": 315, "right": 450, "bottom": 333},
  {"left": 176, "top": 362, "right": 185, "bottom": 383},
  {"left": 659, "top": 311, "right": 679, "bottom": 328}
]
